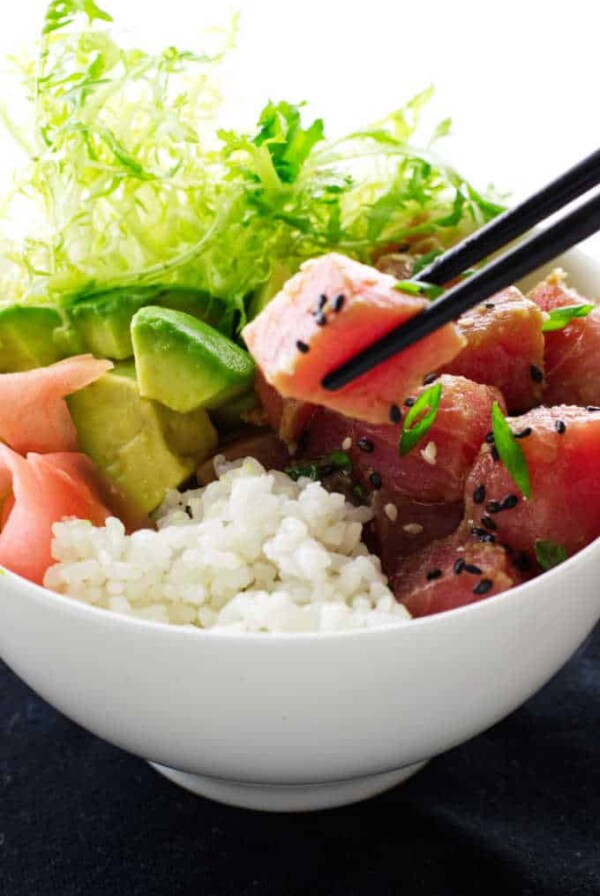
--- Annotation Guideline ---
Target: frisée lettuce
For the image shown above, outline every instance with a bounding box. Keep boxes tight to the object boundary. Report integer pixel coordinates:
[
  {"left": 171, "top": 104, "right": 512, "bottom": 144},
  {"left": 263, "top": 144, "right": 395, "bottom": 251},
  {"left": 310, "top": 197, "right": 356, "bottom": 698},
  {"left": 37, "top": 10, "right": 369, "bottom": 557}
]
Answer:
[{"left": 0, "top": 0, "right": 503, "bottom": 328}]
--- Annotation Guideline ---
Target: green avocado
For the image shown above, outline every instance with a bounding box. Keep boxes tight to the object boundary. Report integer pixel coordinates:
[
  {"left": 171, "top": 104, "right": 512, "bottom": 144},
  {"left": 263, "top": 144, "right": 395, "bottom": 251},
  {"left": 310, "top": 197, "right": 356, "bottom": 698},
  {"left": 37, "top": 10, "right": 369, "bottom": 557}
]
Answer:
[
  {"left": 67, "top": 362, "right": 217, "bottom": 512},
  {"left": 210, "top": 390, "right": 258, "bottom": 434},
  {"left": 0, "top": 304, "right": 66, "bottom": 372},
  {"left": 63, "top": 286, "right": 235, "bottom": 360},
  {"left": 131, "top": 306, "right": 255, "bottom": 414}
]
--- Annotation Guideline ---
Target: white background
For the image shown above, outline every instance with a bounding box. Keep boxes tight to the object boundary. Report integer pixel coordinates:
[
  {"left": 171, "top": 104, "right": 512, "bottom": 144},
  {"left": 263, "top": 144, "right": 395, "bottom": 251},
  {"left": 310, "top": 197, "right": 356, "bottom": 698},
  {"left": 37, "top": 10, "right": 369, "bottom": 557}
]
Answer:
[{"left": 1, "top": 0, "right": 599, "bottom": 249}]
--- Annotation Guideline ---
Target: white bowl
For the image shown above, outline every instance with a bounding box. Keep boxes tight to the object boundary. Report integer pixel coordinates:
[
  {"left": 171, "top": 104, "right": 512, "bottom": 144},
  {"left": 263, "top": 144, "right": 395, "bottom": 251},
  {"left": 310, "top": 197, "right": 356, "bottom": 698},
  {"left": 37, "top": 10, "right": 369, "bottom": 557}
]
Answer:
[{"left": 1, "top": 248, "right": 600, "bottom": 813}]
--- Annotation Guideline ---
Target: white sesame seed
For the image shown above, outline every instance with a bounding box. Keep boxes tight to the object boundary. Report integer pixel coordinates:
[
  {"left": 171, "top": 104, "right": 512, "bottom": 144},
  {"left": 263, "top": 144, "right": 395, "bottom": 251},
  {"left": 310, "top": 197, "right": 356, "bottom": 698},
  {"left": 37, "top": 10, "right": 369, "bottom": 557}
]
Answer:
[
  {"left": 342, "top": 437, "right": 352, "bottom": 451},
  {"left": 420, "top": 441, "right": 437, "bottom": 465},
  {"left": 402, "top": 522, "right": 423, "bottom": 535},
  {"left": 384, "top": 503, "right": 398, "bottom": 522}
]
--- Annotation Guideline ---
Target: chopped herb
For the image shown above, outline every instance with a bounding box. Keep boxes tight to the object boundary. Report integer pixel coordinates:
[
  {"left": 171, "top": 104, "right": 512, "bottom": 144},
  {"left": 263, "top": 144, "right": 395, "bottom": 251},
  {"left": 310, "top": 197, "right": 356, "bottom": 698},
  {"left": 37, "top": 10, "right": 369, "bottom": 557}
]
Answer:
[
  {"left": 534, "top": 540, "right": 568, "bottom": 571},
  {"left": 542, "top": 303, "right": 595, "bottom": 332},
  {"left": 327, "top": 450, "right": 352, "bottom": 471},
  {"left": 412, "top": 248, "right": 443, "bottom": 275},
  {"left": 284, "top": 463, "right": 320, "bottom": 482},
  {"left": 352, "top": 483, "right": 368, "bottom": 503},
  {"left": 395, "top": 279, "right": 444, "bottom": 301},
  {"left": 491, "top": 401, "right": 531, "bottom": 498},
  {"left": 399, "top": 382, "right": 443, "bottom": 456}
]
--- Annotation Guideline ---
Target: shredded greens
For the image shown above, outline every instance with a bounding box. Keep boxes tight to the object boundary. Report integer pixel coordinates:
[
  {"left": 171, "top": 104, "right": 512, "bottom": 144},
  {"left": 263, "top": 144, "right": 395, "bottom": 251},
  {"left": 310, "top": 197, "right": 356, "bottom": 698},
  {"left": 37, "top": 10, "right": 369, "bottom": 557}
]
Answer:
[{"left": 0, "top": 1, "right": 504, "bottom": 330}]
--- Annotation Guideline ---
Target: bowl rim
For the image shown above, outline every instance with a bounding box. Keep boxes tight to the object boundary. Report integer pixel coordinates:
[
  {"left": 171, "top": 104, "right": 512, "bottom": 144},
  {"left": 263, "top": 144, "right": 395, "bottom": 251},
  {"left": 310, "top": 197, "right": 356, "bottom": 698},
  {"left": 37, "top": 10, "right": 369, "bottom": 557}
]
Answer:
[
  {"left": 2, "top": 533, "right": 598, "bottom": 643},
  {"left": 1, "top": 246, "right": 600, "bottom": 644}
]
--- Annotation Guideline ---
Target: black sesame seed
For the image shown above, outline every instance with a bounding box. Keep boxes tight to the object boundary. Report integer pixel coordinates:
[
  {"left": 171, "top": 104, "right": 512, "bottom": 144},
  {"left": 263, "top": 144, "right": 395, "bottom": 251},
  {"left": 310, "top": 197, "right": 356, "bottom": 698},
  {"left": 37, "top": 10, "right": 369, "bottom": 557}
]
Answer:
[
  {"left": 404, "top": 397, "right": 416, "bottom": 408},
  {"left": 426, "top": 568, "right": 442, "bottom": 581},
  {"left": 484, "top": 302, "right": 496, "bottom": 309},
  {"left": 514, "top": 427, "right": 532, "bottom": 439},
  {"left": 530, "top": 365, "right": 544, "bottom": 383},
  {"left": 491, "top": 446, "right": 500, "bottom": 462},
  {"left": 501, "top": 494, "right": 519, "bottom": 510},
  {"left": 473, "top": 484, "right": 486, "bottom": 504},
  {"left": 486, "top": 500, "right": 502, "bottom": 514},
  {"left": 389, "top": 404, "right": 402, "bottom": 424},
  {"left": 471, "top": 527, "right": 496, "bottom": 543},
  {"left": 481, "top": 515, "right": 497, "bottom": 531},
  {"left": 555, "top": 419, "right": 566, "bottom": 434},
  {"left": 296, "top": 340, "right": 309, "bottom": 353},
  {"left": 318, "top": 293, "right": 328, "bottom": 309},
  {"left": 422, "top": 372, "right": 438, "bottom": 386},
  {"left": 464, "top": 563, "right": 483, "bottom": 575},
  {"left": 454, "top": 558, "right": 466, "bottom": 574},
  {"left": 357, "top": 438, "right": 374, "bottom": 453},
  {"left": 314, "top": 311, "right": 327, "bottom": 327},
  {"left": 473, "top": 578, "right": 493, "bottom": 595},
  {"left": 586, "top": 405, "right": 600, "bottom": 412},
  {"left": 369, "top": 471, "right": 382, "bottom": 490},
  {"left": 333, "top": 294, "right": 346, "bottom": 312},
  {"left": 484, "top": 431, "right": 495, "bottom": 444}
]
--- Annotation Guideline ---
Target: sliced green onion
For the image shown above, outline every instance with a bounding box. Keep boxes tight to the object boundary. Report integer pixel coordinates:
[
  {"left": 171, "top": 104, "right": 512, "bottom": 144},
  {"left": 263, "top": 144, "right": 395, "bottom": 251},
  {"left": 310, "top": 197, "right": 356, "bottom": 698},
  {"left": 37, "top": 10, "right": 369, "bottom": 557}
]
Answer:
[
  {"left": 327, "top": 450, "right": 352, "bottom": 471},
  {"left": 534, "top": 539, "right": 568, "bottom": 570},
  {"left": 399, "top": 383, "right": 443, "bottom": 456},
  {"left": 541, "top": 304, "right": 595, "bottom": 332},
  {"left": 395, "top": 280, "right": 444, "bottom": 301},
  {"left": 491, "top": 402, "right": 531, "bottom": 498}
]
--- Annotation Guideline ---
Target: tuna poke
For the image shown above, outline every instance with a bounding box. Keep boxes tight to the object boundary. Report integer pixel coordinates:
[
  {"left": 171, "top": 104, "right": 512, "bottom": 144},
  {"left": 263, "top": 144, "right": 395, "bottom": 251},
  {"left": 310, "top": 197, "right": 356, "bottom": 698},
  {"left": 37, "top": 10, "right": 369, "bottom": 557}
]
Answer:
[{"left": 0, "top": 3, "right": 599, "bottom": 632}]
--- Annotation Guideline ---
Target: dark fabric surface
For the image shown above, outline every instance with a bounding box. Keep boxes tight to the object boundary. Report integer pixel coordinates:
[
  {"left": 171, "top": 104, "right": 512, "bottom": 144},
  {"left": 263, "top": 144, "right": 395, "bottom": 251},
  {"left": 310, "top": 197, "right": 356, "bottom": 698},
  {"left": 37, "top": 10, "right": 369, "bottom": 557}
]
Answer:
[{"left": 1, "top": 627, "right": 598, "bottom": 896}]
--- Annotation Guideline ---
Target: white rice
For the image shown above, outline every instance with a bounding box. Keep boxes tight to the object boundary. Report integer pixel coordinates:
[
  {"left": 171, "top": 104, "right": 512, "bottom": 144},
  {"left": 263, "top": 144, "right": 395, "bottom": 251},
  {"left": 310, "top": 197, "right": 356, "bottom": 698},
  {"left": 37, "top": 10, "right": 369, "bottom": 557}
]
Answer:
[{"left": 44, "top": 457, "right": 411, "bottom": 633}]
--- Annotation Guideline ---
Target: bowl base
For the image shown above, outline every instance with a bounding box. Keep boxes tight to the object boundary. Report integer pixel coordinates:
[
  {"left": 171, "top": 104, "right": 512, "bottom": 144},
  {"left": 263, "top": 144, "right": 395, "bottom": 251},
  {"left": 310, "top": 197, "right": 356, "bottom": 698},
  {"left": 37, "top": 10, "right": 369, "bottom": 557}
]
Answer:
[{"left": 149, "top": 761, "right": 427, "bottom": 812}]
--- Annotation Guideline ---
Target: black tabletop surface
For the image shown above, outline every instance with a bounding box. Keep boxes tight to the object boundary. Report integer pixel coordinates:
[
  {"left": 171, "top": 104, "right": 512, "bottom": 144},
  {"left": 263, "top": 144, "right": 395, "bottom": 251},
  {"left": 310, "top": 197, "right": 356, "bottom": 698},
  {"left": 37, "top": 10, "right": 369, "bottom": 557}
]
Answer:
[{"left": 1, "top": 626, "right": 599, "bottom": 896}]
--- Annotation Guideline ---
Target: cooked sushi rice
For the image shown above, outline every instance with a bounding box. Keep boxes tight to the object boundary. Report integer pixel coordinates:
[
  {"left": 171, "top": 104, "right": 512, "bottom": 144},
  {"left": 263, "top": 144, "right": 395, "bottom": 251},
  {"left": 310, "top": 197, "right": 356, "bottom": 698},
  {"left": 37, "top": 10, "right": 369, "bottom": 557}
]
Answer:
[{"left": 44, "top": 457, "right": 411, "bottom": 632}]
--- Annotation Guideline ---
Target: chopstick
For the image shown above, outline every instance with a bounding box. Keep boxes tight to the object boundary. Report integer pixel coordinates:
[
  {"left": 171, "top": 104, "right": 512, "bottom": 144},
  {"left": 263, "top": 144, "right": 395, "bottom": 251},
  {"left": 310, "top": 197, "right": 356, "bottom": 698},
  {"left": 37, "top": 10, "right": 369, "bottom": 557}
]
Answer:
[
  {"left": 415, "top": 147, "right": 600, "bottom": 286},
  {"left": 322, "top": 188, "right": 600, "bottom": 391}
]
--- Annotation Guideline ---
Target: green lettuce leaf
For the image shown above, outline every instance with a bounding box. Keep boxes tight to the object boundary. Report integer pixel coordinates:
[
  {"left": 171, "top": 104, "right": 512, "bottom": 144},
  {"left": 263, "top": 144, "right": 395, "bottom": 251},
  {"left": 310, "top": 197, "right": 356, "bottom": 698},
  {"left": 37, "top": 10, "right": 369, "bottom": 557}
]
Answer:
[{"left": 0, "top": 2, "right": 504, "bottom": 333}]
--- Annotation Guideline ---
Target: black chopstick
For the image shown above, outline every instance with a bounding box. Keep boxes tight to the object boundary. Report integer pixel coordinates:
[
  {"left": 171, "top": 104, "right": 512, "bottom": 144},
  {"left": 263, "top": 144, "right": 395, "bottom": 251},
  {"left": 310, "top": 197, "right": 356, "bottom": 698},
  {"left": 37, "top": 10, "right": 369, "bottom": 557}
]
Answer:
[
  {"left": 322, "top": 189, "right": 600, "bottom": 391},
  {"left": 415, "top": 147, "right": 600, "bottom": 286}
]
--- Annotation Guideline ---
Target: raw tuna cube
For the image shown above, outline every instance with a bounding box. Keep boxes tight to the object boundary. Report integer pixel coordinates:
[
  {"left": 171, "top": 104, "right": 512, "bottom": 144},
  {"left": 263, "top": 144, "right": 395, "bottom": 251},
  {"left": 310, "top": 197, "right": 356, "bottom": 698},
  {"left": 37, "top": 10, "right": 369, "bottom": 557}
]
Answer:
[
  {"left": 391, "top": 528, "right": 522, "bottom": 617},
  {"left": 465, "top": 405, "right": 600, "bottom": 559},
  {"left": 302, "top": 375, "right": 505, "bottom": 504},
  {"left": 442, "top": 287, "right": 546, "bottom": 412},
  {"left": 528, "top": 272, "right": 600, "bottom": 407},
  {"left": 243, "top": 253, "right": 465, "bottom": 424}
]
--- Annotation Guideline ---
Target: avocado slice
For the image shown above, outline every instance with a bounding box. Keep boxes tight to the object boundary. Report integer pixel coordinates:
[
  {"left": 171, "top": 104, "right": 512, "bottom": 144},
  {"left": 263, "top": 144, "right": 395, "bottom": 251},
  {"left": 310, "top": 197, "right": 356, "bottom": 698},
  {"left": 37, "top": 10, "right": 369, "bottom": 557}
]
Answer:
[
  {"left": 248, "top": 262, "right": 293, "bottom": 320},
  {"left": 0, "top": 304, "right": 66, "bottom": 372},
  {"left": 131, "top": 306, "right": 255, "bottom": 414},
  {"left": 67, "top": 362, "right": 217, "bottom": 512},
  {"left": 63, "top": 286, "right": 235, "bottom": 360}
]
